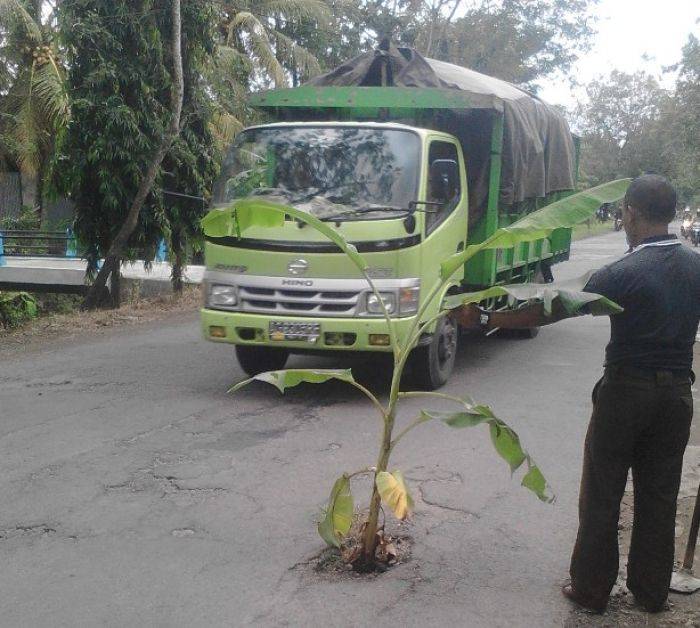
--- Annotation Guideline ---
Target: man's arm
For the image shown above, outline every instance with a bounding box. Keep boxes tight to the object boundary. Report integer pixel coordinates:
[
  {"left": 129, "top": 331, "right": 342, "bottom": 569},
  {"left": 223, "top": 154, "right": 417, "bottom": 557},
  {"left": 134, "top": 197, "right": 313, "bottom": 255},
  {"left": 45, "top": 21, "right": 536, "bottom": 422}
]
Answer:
[{"left": 451, "top": 298, "right": 574, "bottom": 331}]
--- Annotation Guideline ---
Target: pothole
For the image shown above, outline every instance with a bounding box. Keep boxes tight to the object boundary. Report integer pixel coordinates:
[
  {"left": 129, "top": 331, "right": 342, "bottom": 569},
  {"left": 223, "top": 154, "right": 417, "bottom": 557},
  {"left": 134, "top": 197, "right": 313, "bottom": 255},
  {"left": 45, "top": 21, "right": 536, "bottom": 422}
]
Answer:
[{"left": 293, "top": 532, "right": 413, "bottom": 581}]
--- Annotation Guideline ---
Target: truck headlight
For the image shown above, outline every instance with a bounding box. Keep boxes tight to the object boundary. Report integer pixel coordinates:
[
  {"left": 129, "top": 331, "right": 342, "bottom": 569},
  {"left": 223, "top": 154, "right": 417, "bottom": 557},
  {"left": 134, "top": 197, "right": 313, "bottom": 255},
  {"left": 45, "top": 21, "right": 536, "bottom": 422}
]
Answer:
[
  {"left": 209, "top": 284, "right": 238, "bottom": 308},
  {"left": 398, "top": 286, "right": 420, "bottom": 314},
  {"left": 366, "top": 292, "right": 396, "bottom": 315}
]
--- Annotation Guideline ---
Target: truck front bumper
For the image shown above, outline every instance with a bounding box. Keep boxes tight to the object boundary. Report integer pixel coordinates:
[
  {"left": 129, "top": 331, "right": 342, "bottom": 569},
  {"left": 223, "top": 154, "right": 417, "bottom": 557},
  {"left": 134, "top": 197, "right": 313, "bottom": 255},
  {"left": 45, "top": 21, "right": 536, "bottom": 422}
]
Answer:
[{"left": 200, "top": 308, "right": 419, "bottom": 352}]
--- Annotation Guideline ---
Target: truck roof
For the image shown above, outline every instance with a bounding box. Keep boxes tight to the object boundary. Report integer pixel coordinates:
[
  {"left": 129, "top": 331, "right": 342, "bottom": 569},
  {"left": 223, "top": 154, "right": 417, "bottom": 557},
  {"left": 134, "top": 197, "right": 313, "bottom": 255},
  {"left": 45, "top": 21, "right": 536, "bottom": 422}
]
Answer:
[{"left": 243, "top": 120, "right": 449, "bottom": 140}]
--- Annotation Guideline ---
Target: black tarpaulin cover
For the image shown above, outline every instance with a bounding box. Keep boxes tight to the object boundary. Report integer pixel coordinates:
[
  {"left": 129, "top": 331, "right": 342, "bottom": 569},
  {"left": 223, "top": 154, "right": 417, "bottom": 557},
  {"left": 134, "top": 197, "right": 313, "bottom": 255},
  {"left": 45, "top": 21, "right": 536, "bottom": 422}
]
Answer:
[{"left": 307, "top": 45, "right": 576, "bottom": 223}]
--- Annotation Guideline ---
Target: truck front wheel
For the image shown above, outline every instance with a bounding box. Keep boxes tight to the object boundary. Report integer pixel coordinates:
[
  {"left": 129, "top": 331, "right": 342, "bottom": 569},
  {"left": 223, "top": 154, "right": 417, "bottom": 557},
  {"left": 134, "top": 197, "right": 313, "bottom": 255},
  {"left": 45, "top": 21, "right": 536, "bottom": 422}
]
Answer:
[
  {"left": 408, "top": 315, "right": 458, "bottom": 390},
  {"left": 235, "top": 345, "right": 289, "bottom": 377}
]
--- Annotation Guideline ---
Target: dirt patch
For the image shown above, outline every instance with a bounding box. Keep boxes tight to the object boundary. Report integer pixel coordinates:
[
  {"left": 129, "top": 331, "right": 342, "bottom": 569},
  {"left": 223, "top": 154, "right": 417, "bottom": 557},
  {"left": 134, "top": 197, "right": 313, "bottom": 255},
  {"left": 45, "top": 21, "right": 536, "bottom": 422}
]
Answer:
[
  {"left": 0, "top": 284, "right": 201, "bottom": 354},
  {"left": 294, "top": 526, "right": 413, "bottom": 582}
]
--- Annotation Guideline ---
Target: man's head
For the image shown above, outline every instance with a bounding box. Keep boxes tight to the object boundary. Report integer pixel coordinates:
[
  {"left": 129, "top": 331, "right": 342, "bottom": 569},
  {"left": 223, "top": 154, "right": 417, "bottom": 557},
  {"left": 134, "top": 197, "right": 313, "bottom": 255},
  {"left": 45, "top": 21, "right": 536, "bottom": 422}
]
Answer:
[{"left": 622, "top": 174, "right": 677, "bottom": 246}]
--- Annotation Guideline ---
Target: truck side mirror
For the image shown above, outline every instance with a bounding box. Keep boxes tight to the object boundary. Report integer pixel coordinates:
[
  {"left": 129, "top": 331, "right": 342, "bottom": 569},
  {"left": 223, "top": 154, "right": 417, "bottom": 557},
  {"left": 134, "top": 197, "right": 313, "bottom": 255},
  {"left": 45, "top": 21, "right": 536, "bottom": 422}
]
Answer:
[{"left": 429, "top": 159, "right": 459, "bottom": 204}]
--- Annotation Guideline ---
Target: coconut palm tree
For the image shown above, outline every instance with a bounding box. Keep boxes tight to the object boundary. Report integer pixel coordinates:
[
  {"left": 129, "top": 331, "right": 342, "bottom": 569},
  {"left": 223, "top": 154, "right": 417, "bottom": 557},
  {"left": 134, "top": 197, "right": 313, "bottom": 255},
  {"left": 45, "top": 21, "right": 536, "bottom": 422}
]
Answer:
[
  {"left": 0, "top": 0, "right": 69, "bottom": 211},
  {"left": 209, "top": 0, "right": 328, "bottom": 143}
]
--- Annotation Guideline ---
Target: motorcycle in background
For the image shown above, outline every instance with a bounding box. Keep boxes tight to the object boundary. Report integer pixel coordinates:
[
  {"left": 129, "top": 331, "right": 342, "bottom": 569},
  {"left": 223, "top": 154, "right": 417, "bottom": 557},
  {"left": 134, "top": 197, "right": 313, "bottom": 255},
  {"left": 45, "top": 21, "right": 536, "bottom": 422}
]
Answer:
[
  {"left": 682, "top": 215, "right": 693, "bottom": 239},
  {"left": 691, "top": 221, "right": 700, "bottom": 247}
]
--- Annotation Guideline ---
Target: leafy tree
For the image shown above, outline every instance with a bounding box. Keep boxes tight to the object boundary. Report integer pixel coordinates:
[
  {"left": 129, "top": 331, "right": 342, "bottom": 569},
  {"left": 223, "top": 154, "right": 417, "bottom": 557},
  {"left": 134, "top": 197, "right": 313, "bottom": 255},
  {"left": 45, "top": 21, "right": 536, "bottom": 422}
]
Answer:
[
  {"left": 575, "top": 71, "right": 669, "bottom": 186},
  {"left": 671, "top": 35, "right": 700, "bottom": 205},
  {"left": 574, "top": 61, "right": 699, "bottom": 207},
  {"left": 444, "top": 0, "right": 598, "bottom": 86},
  {"left": 54, "top": 0, "right": 216, "bottom": 300},
  {"left": 0, "top": 0, "right": 68, "bottom": 212}
]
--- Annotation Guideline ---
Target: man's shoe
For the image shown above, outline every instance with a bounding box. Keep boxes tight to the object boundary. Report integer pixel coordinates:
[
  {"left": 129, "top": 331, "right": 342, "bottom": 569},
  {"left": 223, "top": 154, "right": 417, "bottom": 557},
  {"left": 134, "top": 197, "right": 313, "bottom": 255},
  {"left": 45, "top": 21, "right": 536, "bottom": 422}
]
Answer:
[
  {"left": 630, "top": 594, "right": 667, "bottom": 614},
  {"left": 562, "top": 584, "right": 607, "bottom": 614}
]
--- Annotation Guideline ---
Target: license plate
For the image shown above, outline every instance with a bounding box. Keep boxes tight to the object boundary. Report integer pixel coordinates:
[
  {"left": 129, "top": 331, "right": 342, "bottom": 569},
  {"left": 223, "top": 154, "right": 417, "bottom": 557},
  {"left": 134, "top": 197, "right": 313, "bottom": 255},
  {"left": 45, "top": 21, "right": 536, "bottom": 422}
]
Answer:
[{"left": 269, "top": 321, "right": 321, "bottom": 343}]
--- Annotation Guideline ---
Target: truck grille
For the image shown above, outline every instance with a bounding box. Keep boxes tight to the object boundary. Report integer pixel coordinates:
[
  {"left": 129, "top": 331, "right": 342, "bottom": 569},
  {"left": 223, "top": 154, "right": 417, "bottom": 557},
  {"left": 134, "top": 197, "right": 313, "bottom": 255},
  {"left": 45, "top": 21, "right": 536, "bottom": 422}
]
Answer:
[{"left": 238, "top": 285, "right": 362, "bottom": 317}]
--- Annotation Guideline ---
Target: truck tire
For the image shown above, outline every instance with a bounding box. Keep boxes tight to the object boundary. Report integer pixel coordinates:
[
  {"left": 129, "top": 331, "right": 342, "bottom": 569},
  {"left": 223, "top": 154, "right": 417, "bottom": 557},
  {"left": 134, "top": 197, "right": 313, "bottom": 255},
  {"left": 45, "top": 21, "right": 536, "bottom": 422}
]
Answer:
[
  {"left": 235, "top": 345, "right": 289, "bottom": 377},
  {"left": 408, "top": 315, "right": 458, "bottom": 390}
]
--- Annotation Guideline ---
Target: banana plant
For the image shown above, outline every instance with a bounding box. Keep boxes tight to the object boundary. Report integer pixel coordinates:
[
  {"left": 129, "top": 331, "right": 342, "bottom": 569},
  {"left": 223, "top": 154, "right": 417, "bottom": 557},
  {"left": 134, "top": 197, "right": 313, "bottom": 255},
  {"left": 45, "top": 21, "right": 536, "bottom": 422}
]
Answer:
[{"left": 203, "top": 178, "right": 630, "bottom": 570}]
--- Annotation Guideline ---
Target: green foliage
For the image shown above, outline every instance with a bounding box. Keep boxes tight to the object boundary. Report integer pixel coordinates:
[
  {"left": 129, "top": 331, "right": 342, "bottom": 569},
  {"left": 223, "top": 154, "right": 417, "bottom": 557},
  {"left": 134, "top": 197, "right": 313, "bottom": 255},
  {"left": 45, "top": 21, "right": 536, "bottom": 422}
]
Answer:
[
  {"left": 672, "top": 35, "right": 700, "bottom": 206},
  {"left": 230, "top": 368, "right": 356, "bottom": 394},
  {"left": 0, "top": 0, "right": 68, "bottom": 212},
  {"left": 0, "top": 204, "right": 39, "bottom": 229},
  {"left": 445, "top": 271, "right": 624, "bottom": 317},
  {"left": 317, "top": 475, "right": 354, "bottom": 548},
  {"left": 418, "top": 402, "right": 554, "bottom": 503},
  {"left": 440, "top": 179, "right": 631, "bottom": 280},
  {"left": 576, "top": 47, "right": 700, "bottom": 206},
  {"left": 53, "top": 0, "right": 217, "bottom": 275},
  {"left": 0, "top": 290, "right": 37, "bottom": 328},
  {"left": 207, "top": 0, "right": 328, "bottom": 134},
  {"left": 202, "top": 199, "right": 368, "bottom": 272}
]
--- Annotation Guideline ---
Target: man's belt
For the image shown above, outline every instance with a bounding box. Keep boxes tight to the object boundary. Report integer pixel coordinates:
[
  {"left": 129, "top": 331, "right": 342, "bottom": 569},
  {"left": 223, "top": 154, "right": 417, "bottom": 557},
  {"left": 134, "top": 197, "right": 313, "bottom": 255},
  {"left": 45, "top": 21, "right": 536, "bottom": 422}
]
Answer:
[{"left": 606, "top": 364, "right": 694, "bottom": 385}]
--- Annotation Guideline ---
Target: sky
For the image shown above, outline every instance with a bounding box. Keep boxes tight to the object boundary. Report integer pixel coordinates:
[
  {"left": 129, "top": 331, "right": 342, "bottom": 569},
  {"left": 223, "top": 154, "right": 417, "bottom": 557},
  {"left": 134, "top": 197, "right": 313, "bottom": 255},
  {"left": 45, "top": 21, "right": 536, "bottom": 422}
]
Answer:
[{"left": 538, "top": 0, "right": 699, "bottom": 108}]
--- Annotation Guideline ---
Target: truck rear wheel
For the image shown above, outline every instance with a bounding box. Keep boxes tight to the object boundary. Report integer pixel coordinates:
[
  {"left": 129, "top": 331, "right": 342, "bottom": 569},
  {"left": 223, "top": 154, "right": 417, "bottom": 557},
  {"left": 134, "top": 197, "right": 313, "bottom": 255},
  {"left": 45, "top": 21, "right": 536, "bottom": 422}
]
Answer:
[
  {"left": 235, "top": 345, "right": 289, "bottom": 377},
  {"left": 408, "top": 315, "right": 458, "bottom": 390}
]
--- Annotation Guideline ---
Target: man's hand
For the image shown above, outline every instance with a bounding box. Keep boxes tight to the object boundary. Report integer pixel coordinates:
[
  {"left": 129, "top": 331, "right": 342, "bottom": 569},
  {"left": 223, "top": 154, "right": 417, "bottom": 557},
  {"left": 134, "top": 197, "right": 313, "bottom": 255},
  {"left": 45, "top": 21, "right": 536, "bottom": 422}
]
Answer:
[
  {"left": 450, "top": 303, "right": 482, "bottom": 328},
  {"left": 450, "top": 299, "right": 571, "bottom": 331}
]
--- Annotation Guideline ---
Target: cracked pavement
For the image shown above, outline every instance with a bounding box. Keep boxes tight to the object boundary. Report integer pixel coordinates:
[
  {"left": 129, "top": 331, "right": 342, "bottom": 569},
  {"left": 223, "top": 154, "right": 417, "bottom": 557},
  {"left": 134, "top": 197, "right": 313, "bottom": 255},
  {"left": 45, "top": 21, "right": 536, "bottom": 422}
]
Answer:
[{"left": 1, "top": 228, "right": 698, "bottom": 627}]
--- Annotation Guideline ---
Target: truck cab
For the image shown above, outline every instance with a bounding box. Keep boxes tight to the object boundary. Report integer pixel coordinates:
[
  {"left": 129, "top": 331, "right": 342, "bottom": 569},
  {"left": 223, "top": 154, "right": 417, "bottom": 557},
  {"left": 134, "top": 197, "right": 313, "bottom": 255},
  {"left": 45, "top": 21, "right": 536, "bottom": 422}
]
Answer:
[{"left": 202, "top": 121, "right": 468, "bottom": 386}]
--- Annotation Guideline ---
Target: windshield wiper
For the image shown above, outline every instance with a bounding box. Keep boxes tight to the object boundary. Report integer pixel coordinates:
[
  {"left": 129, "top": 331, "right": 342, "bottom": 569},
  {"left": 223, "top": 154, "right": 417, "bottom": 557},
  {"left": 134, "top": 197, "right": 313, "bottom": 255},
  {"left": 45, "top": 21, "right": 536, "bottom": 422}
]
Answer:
[{"left": 321, "top": 206, "right": 411, "bottom": 222}]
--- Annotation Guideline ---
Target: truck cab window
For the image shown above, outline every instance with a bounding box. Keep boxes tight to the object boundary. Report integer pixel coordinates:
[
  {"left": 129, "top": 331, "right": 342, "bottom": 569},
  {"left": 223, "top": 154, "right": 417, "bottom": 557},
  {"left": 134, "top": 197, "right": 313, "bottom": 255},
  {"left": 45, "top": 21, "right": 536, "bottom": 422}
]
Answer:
[{"left": 426, "top": 141, "right": 461, "bottom": 233}]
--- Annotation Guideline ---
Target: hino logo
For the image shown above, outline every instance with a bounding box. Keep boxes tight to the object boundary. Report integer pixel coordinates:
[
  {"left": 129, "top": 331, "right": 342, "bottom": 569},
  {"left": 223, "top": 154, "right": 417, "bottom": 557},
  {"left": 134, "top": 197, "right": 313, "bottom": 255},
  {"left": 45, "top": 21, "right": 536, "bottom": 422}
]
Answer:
[
  {"left": 281, "top": 279, "right": 314, "bottom": 286},
  {"left": 287, "top": 258, "right": 309, "bottom": 275}
]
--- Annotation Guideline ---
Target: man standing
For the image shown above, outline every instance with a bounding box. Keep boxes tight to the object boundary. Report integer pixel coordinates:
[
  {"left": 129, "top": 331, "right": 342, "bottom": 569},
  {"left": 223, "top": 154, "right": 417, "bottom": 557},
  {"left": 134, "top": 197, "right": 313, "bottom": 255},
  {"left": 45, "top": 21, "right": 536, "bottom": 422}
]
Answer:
[{"left": 455, "top": 174, "right": 700, "bottom": 613}]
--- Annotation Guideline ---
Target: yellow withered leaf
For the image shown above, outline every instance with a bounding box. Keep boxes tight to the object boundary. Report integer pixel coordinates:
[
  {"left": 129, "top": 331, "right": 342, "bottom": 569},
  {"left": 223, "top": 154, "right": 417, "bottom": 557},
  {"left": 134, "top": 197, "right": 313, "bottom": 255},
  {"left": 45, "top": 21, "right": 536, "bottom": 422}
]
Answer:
[{"left": 376, "top": 470, "right": 414, "bottom": 520}]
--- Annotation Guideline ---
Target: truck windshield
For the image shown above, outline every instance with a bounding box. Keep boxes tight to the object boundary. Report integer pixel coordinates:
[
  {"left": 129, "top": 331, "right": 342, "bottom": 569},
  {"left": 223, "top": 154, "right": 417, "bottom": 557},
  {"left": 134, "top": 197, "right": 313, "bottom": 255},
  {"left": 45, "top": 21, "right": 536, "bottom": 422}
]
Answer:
[{"left": 212, "top": 126, "right": 420, "bottom": 219}]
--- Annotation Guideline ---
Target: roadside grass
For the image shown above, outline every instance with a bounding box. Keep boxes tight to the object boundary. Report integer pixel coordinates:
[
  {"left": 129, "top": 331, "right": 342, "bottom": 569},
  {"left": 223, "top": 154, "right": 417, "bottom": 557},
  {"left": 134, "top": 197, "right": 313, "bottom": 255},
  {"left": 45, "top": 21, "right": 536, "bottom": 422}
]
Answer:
[
  {"left": 0, "top": 284, "right": 201, "bottom": 348},
  {"left": 572, "top": 220, "right": 616, "bottom": 241}
]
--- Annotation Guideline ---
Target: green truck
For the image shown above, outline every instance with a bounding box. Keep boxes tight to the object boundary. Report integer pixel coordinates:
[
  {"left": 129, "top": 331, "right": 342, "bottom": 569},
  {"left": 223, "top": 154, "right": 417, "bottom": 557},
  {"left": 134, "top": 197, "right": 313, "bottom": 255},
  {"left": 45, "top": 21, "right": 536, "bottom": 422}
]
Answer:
[{"left": 201, "top": 46, "right": 579, "bottom": 389}]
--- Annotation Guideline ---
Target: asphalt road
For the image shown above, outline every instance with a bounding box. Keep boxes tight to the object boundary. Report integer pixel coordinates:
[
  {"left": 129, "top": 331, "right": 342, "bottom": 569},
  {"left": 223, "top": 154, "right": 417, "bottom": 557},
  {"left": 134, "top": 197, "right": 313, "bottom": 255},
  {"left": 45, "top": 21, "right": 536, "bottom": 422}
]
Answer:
[{"left": 0, "top": 228, "right": 695, "bottom": 627}]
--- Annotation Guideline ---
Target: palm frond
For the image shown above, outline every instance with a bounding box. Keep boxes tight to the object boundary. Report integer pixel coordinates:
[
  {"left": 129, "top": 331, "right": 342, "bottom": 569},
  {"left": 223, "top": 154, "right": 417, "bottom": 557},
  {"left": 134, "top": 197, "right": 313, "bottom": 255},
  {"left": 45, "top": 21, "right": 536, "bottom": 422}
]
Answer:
[
  {"left": 272, "top": 29, "right": 321, "bottom": 77},
  {"left": 215, "top": 44, "right": 253, "bottom": 80},
  {"left": 0, "top": 0, "right": 42, "bottom": 43},
  {"left": 1, "top": 53, "right": 69, "bottom": 173},
  {"left": 31, "top": 59, "right": 70, "bottom": 123},
  {"left": 230, "top": 11, "right": 286, "bottom": 87},
  {"left": 257, "top": 0, "right": 330, "bottom": 22},
  {"left": 209, "top": 110, "right": 243, "bottom": 152}
]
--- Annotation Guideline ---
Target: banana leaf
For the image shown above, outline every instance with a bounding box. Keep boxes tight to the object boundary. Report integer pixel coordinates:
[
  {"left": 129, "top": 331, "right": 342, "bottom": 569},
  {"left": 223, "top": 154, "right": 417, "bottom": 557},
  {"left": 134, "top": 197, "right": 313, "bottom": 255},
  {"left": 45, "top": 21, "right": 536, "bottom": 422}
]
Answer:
[
  {"left": 201, "top": 199, "right": 369, "bottom": 272},
  {"left": 317, "top": 475, "right": 354, "bottom": 548},
  {"left": 230, "top": 368, "right": 356, "bottom": 394},
  {"left": 420, "top": 406, "right": 555, "bottom": 503},
  {"left": 444, "top": 270, "right": 623, "bottom": 317},
  {"left": 375, "top": 470, "right": 414, "bottom": 520},
  {"left": 441, "top": 179, "right": 631, "bottom": 280}
]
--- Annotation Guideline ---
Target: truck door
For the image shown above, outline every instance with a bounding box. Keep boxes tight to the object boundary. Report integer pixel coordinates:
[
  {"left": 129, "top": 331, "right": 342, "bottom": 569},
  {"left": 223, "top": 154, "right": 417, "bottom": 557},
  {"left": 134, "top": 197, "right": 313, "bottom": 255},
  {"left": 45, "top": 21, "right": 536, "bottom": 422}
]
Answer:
[{"left": 422, "top": 138, "right": 467, "bottom": 283}]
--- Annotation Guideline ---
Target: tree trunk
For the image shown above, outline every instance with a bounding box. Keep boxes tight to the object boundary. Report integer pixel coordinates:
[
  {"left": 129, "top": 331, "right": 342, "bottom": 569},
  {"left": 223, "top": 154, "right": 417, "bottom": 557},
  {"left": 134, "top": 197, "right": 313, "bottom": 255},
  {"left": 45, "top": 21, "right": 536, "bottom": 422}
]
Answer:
[
  {"left": 19, "top": 166, "right": 38, "bottom": 210},
  {"left": 171, "top": 228, "right": 184, "bottom": 293},
  {"left": 82, "top": 0, "right": 185, "bottom": 310}
]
